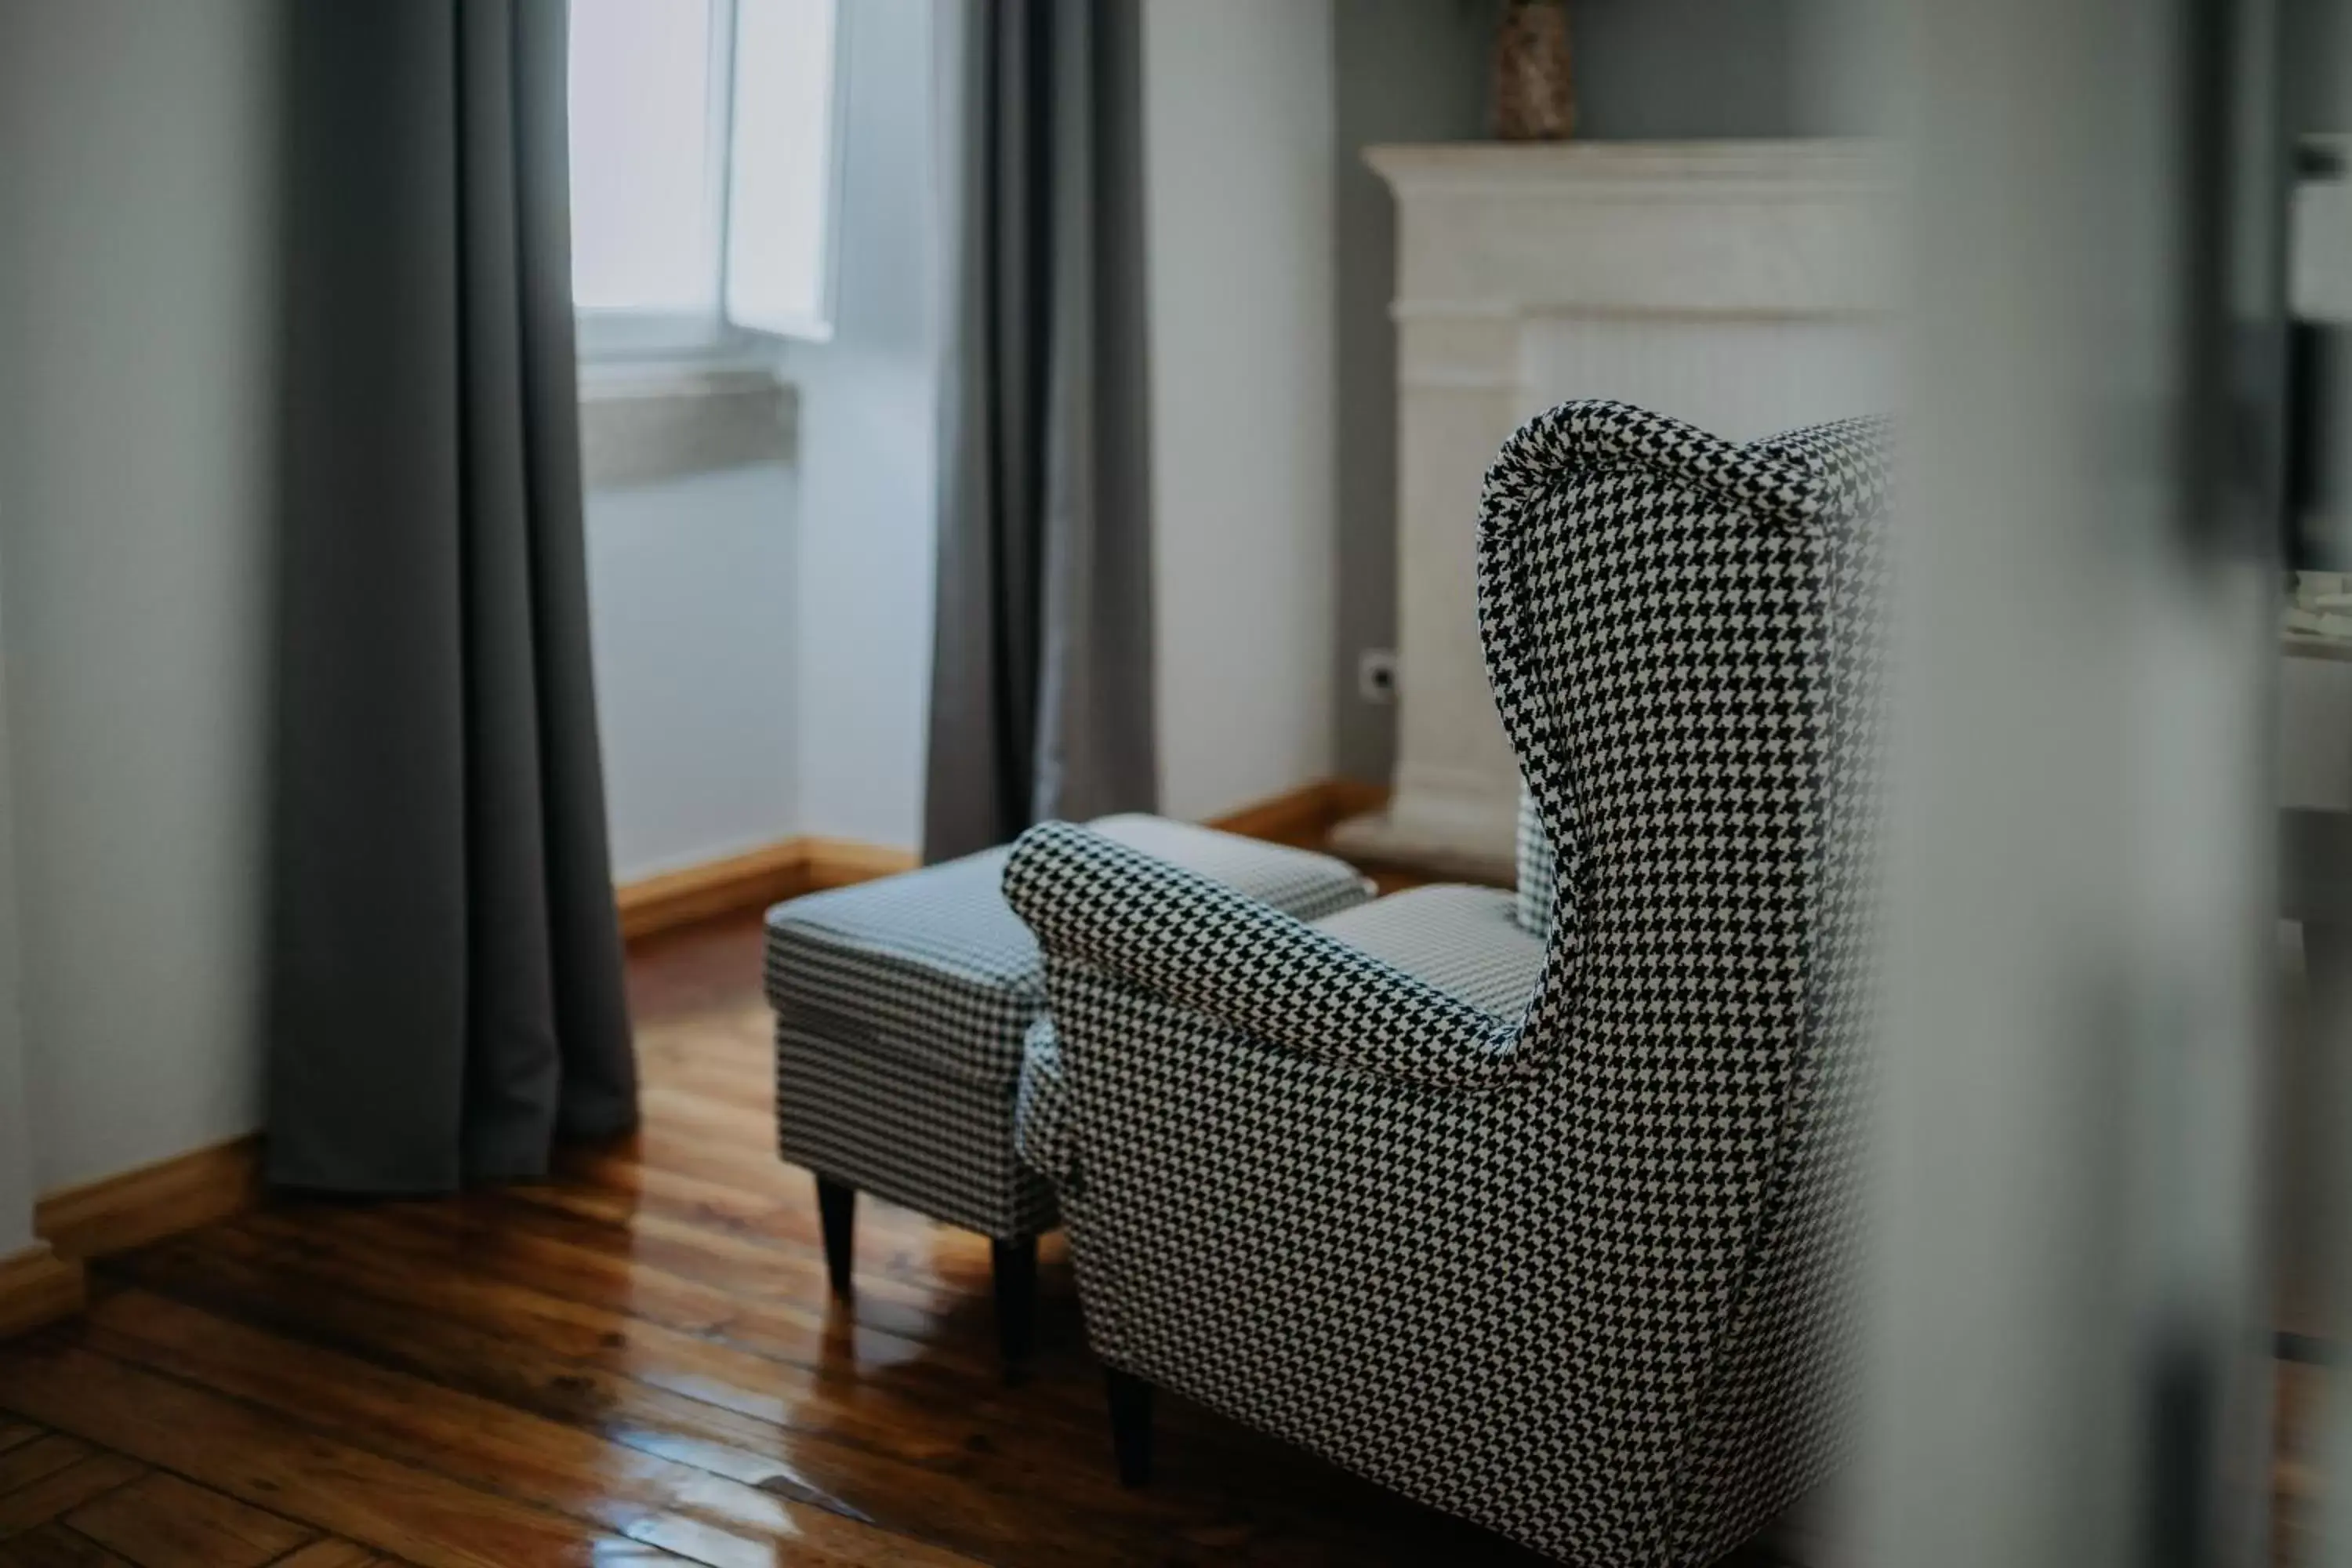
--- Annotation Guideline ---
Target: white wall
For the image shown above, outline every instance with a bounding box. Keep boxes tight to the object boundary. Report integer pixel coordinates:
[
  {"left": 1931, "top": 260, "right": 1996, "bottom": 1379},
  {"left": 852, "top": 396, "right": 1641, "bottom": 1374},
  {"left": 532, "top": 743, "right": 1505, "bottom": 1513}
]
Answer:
[
  {"left": 586, "top": 463, "right": 800, "bottom": 880},
  {"left": 0, "top": 626, "right": 31, "bottom": 1255},
  {"left": 779, "top": 0, "right": 946, "bottom": 851},
  {"left": 0, "top": 1027, "right": 27, "bottom": 1254},
  {"left": 1143, "top": 0, "right": 1340, "bottom": 821},
  {"left": 0, "top": 0, "right": 278, "bottom": 1191}
]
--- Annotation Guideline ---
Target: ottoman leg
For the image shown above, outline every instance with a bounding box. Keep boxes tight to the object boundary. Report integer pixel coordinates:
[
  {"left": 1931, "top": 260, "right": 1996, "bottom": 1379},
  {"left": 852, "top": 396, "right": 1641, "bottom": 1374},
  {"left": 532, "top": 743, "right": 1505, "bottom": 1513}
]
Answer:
[
  {"left": 815, "top": 1175, "right": 855, "bottom": 1298},
  {"left": 1105, "top": 1367, "right": 1154, "bottom": 1486},
  {"left": 991, "top": 1235, "right": 1038, "bottom": 1376}
]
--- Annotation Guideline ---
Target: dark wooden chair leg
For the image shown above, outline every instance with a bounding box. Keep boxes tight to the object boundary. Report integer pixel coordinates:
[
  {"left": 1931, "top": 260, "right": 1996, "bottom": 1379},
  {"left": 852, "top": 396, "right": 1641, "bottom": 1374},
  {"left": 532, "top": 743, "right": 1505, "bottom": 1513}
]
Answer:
[
  {"left": 1104, "top": 1367, "right": 1154, "bottom": 1487},
  {"left": 991, "top": 1235, "right": 1038, "bottom": 1377},
  {"left": 815, "top": 1176, "right": 855, "bottom": 1299}
]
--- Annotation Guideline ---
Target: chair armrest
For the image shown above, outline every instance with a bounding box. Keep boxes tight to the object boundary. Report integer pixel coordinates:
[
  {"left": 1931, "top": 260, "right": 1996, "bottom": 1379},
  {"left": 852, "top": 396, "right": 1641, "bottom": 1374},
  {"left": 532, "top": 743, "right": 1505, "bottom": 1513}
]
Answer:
[{"left": 1002, "top": 821, "right": 1535, "bottom": 1087}]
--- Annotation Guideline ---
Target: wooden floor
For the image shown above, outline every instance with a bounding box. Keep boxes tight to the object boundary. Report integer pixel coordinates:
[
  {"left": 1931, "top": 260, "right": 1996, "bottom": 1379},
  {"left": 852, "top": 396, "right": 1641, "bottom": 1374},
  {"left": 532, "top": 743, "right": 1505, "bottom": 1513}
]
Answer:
[
  {"left": 0, "top": 909, "right": 1789, "bottom": 1568},
  {"left": 0, "top": 906, "right": 2328, "bottom": 1564}
]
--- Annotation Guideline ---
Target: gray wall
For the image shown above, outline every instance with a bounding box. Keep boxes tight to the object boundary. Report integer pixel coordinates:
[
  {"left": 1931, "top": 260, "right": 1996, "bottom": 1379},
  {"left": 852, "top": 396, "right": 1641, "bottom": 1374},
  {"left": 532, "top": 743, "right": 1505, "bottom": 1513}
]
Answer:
[
  {"left": 0, "top": 0, "right": 278, "bottom": 1189},
  {"left": 1574, "top": 0, "right": 1843, "bottom": 142},
  {"left": 1149, "top": 0, "right": 1341, "bottom": 821},
  {"left": 2285, "top": 0, "right": 2347, "bottom": 132},
  {"left": 1330, "top": 0, "right": 1492, "bottom": 786},
  {"left": 1330, "top": 0, "right": 1846, "bottom": 782},
  {"left": 0, "top": 637, "right": 29, "bottom": 1254}
]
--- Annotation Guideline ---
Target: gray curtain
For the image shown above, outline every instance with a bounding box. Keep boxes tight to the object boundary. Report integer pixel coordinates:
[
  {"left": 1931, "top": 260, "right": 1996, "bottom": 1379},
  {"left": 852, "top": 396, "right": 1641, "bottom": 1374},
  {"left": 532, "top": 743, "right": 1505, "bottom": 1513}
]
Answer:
[
  {"left": 267, "top": 0, "right": 634, "bottom": 1192},
  {"left": 923, "top": 0, "right": 1158, "bottom": 862}
]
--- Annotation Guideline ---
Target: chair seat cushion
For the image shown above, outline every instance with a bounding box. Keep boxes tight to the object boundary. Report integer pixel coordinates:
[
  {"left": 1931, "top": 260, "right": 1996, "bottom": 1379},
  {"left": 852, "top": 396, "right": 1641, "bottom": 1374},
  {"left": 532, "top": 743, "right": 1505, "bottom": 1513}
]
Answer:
[
  {"left": 1308, "top": 884, "right": 1546, "bottom": 1015},
  {"left": 764, "top": 815, "right": 1370, "bottom": 1088}
]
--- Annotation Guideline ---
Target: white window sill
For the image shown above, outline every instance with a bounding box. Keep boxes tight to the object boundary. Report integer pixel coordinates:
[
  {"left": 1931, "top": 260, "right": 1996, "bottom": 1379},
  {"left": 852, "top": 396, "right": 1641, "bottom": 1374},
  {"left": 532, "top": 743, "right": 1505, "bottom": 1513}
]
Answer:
[{"left": 577, "top": 360, "right": 799, "bottom": 490}]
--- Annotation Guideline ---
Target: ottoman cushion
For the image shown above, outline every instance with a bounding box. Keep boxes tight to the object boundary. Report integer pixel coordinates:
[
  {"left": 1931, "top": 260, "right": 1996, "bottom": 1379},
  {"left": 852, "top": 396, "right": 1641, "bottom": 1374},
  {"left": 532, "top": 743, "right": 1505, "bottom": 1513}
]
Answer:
[{"left": 1308, "top": 884, "right": 1546, "bottom": 1014}]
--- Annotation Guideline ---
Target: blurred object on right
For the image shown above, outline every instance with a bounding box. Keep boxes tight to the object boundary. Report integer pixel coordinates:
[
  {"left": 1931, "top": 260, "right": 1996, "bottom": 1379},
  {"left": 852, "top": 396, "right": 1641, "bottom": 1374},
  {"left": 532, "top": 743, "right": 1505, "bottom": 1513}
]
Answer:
[
  {"left": 2292, "top": 3, "right": 2352, "bottom": 1562},
  {"left": 1839, "top": 0, "right": 2349, "bottom": 1563}
]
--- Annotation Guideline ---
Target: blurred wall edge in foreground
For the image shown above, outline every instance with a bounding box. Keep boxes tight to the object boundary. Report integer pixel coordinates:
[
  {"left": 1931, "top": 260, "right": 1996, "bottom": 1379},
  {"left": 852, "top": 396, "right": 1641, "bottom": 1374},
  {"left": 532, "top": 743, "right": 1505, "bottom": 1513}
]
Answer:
[{"left": 1855, "top": 0, "right": 2297, "bottom": 1563}]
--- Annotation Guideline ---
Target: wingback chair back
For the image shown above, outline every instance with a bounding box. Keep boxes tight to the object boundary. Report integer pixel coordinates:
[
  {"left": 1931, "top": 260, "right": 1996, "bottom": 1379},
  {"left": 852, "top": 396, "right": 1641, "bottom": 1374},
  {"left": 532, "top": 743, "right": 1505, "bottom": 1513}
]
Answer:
[
  {"left": 1003, "top": 400, "right": 1889, "bottom": 1566},
  {"left": 1479, "top": 401, "right": 1890, "bottom": 1555}
]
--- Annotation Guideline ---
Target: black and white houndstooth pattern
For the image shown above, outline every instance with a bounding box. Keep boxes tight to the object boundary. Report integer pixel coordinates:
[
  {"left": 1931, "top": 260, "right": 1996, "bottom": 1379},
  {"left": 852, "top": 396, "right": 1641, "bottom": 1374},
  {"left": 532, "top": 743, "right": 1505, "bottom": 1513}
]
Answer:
[
  {"left": 1003, "top": 401, "right": 1891, "bottom": 1566},
  {"left": 1015, "top": 884, "right": 1549, "bottom": 1193},
  {"left": 1013, "top": 1017, "right": 1071, "bottom": 1200},
  {"left": 767, "top": 815, "right": 1370, "bottom": 1240},
  {"left": 779, "top": 1023, "right": 1061, "bottom": 1237},
  {"left": 1515, "top": 786, "right": 1560, "bottom": 937}
]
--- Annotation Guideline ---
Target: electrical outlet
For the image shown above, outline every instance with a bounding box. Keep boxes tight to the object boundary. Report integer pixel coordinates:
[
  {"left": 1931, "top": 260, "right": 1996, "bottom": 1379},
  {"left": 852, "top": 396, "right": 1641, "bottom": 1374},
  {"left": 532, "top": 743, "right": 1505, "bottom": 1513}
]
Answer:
[{"left": 1357, "top": 648, "right": 1399, "bottom": 705}]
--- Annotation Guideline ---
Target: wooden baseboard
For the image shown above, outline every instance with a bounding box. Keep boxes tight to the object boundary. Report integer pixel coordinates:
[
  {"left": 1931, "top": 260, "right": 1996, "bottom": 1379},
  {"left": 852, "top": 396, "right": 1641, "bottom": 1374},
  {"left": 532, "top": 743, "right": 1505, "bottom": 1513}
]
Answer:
[
  {"left": 618, "top": 837, "right": 923, "bottom": 942},
  {"left": 0, "top": 1243, "right": 85, "bottom": 1340},
  {"left": 35, "top": 1135, "right": 262, "bottom": 1262},
  {"left": 615, "top": 779, "right": 1388, "bottom": 943},
  {"left": 1206, "top": 778, "right": 1389, "bottom": 848},
  {"left": 802, "top": 838, "right": 920, "bottom": 892},
  {"left": 616, "top": 841, "right": 817, "bottom": 941}
]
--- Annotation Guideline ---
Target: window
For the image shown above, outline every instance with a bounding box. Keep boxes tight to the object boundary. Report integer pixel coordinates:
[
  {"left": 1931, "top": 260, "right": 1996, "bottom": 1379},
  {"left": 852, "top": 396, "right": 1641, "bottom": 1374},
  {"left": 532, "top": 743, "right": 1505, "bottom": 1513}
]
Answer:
[{"left": 568, "top": 0, "right": 844, "bottom": 358}]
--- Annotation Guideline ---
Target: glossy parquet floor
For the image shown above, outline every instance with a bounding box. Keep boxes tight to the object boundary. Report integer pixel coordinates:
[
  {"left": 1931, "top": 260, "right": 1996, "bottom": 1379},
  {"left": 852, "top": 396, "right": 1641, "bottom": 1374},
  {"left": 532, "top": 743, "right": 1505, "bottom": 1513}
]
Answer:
[{"left": 0, "top": 909, "right": 1821, "bottom": 1568}]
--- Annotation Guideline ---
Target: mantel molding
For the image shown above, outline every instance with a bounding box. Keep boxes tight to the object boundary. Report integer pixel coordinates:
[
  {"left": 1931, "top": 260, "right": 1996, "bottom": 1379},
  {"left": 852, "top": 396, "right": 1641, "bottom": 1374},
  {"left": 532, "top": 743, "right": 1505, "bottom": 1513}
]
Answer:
[
  {"left": 1364, "top": 139, "right": 1894, "bottom": 201},
  {"left": 1367, "top": 137, "right": 1896, "bottom": 322}
]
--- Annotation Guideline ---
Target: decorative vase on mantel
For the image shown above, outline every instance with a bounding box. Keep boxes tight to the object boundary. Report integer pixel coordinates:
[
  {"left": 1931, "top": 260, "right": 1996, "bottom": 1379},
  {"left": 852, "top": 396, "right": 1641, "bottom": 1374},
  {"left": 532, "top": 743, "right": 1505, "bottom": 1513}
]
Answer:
[{"left": 1492, "top": 0, "right": 1575, "bottom": 141}]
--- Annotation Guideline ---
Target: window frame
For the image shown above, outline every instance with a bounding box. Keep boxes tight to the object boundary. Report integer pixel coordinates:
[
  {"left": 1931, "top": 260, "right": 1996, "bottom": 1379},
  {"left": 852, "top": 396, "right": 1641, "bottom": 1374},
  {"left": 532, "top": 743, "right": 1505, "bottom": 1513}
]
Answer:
[{"left": 569, "top": 0, "right": 848, "bottom": 365}]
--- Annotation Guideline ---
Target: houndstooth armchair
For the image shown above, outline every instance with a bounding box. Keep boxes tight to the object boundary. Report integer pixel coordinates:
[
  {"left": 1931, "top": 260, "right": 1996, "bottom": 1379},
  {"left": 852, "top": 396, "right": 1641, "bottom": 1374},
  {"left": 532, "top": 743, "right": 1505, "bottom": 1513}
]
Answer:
[{"left": 1004, "top": 401, "right": 1890, "bottom": 1566}]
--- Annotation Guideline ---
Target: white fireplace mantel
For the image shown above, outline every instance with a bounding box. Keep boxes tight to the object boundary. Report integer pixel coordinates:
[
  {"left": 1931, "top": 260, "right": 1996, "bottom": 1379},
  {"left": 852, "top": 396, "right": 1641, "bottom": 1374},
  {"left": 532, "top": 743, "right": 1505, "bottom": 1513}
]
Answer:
[{"left": 1333, "top": 140, "right": 1894, "bottom": 881}]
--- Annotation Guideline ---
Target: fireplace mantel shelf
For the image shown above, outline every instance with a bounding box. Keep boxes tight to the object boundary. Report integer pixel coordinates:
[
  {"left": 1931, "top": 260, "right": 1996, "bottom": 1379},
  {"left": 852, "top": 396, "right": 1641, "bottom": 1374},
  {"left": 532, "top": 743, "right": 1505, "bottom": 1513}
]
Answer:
[{"left": 1364, "top": 139, "right": 1892, "bottom": 199}]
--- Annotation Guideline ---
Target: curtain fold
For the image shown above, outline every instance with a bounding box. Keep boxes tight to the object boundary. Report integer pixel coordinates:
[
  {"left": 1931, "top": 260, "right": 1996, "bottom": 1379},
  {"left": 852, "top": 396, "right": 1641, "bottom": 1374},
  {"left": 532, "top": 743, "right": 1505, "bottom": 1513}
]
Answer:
[
  {"left": 267, "top": 0, "right": 633, "bottom": 1192},
  {"left": 923, "top": 0, "right": 1158, "bottom": 863}
]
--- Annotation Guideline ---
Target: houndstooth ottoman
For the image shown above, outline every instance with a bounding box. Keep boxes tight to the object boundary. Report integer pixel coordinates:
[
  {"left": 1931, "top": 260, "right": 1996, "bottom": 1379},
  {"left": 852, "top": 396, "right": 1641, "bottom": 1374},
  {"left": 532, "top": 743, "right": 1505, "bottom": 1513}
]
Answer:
[{"left": 764, "top": 813, "right": 1370, "bottom": 1373}]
